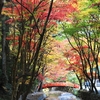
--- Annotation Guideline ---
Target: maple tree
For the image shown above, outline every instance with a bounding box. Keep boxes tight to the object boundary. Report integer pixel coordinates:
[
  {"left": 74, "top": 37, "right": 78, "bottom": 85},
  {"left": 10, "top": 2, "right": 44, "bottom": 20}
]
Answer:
[
  {"left": 62, "top": 0, "right": 100, "bottom": 93},
  {"left": 2, "top": 0, "right": 55, "bottom": 100},
  {"left": 0, "top": 0, "right": 78, "bottom": 100},
  {"left": 64, "top": 46, "right": 91, "bottom": 89}
]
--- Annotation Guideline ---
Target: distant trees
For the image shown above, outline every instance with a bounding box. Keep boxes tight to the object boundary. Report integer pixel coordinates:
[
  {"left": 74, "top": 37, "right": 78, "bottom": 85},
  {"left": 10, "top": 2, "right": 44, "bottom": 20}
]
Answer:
[{"left": 44, "top": 39, "right": 68, "bottom": 82}]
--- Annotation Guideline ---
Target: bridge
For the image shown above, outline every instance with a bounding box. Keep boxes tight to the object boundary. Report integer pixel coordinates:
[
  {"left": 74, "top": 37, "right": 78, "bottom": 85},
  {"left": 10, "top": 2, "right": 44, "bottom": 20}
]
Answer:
[{"left": 42, "top": 82, "right": 79, "bottom": 89}]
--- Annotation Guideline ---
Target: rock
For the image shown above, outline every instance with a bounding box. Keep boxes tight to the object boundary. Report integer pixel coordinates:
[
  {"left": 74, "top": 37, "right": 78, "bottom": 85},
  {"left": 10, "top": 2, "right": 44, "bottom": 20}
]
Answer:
[
  {"left": 58, "top": 92, "right": 77, "bottom": 100},
  {"left": 26, "top": 92, "right": 46, "bottom": 100}
]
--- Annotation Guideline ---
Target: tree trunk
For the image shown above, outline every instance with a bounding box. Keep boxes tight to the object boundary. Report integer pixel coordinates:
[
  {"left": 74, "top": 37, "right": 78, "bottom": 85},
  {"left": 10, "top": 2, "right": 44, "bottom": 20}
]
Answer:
[
  {"left": 0, "top": 0, "right": 4, "bottom": 15},
  {"left": 1, "top": 15, "right": 8, "bottom": 85},
  {"left": 75, "top": 73, "right": 83, "bottom": 89}
]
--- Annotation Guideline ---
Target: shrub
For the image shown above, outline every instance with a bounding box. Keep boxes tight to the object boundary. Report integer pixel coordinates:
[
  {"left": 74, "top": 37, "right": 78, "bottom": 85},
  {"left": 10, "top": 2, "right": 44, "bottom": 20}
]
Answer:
[{"left": 78, "top": 90, "right": 100, "bottom": 100}]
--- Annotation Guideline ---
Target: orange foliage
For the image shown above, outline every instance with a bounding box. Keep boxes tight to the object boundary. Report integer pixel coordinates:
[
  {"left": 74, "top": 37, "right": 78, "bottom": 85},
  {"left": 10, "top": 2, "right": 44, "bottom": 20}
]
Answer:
[{"left": 44, "top": 39, "right": 70, "bottom": 82}]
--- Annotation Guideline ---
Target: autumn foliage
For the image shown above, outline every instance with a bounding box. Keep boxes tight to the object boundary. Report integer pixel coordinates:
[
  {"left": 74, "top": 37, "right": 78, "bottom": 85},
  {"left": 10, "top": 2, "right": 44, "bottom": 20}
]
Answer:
[
  {"left": 3, "top": 0, "right": 77, "bottom": 50},
  {"left": 1, "top": 0, "right": 79, "bottom": 100}
]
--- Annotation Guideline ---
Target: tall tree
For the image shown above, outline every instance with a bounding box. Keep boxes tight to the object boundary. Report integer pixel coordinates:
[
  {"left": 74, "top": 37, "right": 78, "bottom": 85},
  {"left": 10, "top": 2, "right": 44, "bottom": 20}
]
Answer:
[
  {"left": 2, "top": 0, "right": 55, "bottom": 100},
  {"left": 2, "top": 0, "right": 77, "bottom": 99}
]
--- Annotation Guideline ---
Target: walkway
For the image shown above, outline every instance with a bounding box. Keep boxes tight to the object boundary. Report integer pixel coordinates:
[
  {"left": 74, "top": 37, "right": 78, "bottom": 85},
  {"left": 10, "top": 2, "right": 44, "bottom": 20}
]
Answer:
[
  {"left": 45, "top": 97, "right": 81, "bottom": 100},
  {"left": 27, "top": 90, "right": 82, "bottom": 100},
  {"left": 45, "top": 91, "right": 82, "bottom": 100}
]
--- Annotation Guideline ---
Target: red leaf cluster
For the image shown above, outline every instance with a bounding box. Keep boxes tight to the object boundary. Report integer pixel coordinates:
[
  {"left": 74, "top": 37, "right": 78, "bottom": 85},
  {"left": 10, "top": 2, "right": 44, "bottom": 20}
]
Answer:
[
  {"left": 3, "top": 0, "right": 78, "bottom": 24},
  {"left": 37, "top": 73, "right": 44, "bottom": 81}
]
